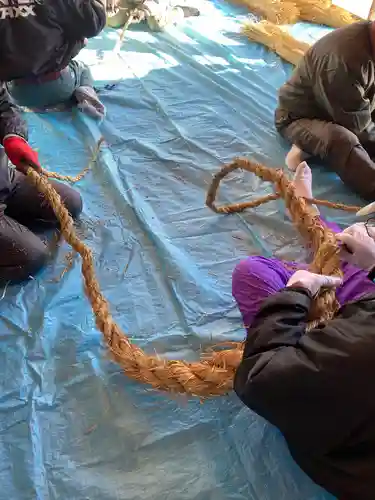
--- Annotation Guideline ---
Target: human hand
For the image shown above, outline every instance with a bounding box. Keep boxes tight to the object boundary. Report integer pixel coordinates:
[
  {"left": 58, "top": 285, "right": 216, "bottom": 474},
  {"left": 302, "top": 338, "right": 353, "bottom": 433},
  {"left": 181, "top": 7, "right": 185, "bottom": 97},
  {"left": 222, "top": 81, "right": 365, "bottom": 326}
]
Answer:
[
  {"left": 287, "top": 269, "right": 342, "bottom": 297},
  {"left": 357, "top": 200, "right": 375, "bottom": 217},
  {"left": 337, "top": 223, "right": 375, "bottom": 271},
  {"left": 3, "top": 136, "right": 41, "bottom": 175}
]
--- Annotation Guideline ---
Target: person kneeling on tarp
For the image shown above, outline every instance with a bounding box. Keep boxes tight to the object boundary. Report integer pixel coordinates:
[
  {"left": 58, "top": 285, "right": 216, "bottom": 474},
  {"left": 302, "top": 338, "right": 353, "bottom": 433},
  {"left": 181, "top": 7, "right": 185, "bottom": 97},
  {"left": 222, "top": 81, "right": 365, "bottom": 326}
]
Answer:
[
  {"left": 233, "top": 162, "right": 375, "bottom": 500},
  {"left": 275, "top": 21, "right": 375, "bottom": 201},
  {"left": 4, "top": 1, "right": 106, "bottom": 119},
  {"left": 0, "top": 86, "right": 82, "bottom": 283}
]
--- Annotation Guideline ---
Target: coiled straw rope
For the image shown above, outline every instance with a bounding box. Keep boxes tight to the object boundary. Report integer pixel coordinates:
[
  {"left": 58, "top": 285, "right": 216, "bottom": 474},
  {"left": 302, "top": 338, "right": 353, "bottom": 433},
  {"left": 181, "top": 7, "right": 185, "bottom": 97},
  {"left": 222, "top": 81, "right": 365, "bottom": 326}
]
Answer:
[{"left": 26, "top": 156, "right": 361, "bottom": 397}]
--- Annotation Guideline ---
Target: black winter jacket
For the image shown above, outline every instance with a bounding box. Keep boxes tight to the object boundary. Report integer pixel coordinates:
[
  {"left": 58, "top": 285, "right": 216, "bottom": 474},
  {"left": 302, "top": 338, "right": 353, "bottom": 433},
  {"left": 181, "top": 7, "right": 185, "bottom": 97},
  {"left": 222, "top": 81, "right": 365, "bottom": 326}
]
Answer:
[
  {"left": 234, "top": 287, "right": 375, "bottom": 500},
  {"left": 0, "top": 0, "right": 106, "bottom": 142}
]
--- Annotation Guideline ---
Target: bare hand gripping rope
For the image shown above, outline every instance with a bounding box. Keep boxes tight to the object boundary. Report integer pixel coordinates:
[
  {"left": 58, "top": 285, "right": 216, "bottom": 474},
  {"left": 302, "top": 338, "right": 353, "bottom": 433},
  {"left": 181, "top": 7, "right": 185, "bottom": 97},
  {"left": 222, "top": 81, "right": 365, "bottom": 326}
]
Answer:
[{"left": 26, "top": 156, "right": 362, "bottom": 397}]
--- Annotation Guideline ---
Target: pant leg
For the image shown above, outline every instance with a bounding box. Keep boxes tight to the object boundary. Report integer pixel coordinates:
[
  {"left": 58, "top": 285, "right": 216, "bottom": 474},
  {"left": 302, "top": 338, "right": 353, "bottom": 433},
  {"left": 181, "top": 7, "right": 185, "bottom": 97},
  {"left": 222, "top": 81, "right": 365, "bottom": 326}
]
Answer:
[
  {"left": 8, "top": 67, "right": 77, "bottom": 108},
  {"left": 0, "top": 151, "right": 47, "bottom": 282},
  {"left": 232, "top": 256, "right": 294, "bottom": 328},
  {"left": 0, "top": 211, "right": 48, "bottom": 283},
  {"left": 4, "top": 171, "right": 83, "bottom": 229},
  {"left": 0, "top": 155, "right": 82, "bottom": 283},
  {"left": 278, "top": 116, "right": 375, "bottom": 200},
  {"left": 69, "top": 60, "right": 94, "bottom": 88}
]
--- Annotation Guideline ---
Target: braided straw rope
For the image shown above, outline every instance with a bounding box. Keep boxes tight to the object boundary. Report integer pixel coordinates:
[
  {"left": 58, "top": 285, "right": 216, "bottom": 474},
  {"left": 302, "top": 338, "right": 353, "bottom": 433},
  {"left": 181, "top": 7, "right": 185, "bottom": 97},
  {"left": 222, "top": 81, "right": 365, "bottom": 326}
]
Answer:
[
  {"left": 25, "top": 157, "right": 361, "bottom": 396},
  {"left": 41, "top": 138, "right": 104, "bottom": 183}
]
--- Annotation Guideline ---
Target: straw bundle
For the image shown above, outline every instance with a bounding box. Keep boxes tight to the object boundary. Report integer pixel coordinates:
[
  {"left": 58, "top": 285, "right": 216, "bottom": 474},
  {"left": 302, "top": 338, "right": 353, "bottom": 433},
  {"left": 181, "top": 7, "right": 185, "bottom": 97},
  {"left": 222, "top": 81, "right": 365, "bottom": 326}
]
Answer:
[
  {"left": 236, "top": 0, "right": 358, "bottom": 29},
  {"left": 295, "top": 0, "right": 331, "bottom": 10},
  {"left": 242, "top": 20, "right": 310, "bottom": 65},
  {"left": 236, "top": 0, "right": 300, "bottom": 24},
  {"left": 297, "top": 0, "right": 359, "bottom": 28}
]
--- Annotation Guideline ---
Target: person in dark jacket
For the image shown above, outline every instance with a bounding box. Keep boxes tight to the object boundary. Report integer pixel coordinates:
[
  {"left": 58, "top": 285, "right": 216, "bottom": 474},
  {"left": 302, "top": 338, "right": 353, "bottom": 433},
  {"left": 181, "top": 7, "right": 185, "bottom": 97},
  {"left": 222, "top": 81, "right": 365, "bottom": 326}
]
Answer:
[
  {"left": 275, "top": 21, "right": 375, "bottom": 201},
  {"left": 5, "top": 0, "right": 106, "bottom": 117},
  {"left": 0, "top": 0, "right": 106, "bottom": 282},
  {"left": 232, "top": 162, "right": 375, "bottom": 500}
]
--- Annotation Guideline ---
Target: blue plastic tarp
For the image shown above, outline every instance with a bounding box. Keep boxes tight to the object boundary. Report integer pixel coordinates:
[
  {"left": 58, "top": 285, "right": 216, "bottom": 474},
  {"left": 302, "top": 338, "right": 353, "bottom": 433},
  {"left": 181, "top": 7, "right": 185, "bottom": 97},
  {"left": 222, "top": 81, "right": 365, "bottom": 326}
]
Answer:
[{"left": 0, "top": 2, "right": 356, "bottom": 498}]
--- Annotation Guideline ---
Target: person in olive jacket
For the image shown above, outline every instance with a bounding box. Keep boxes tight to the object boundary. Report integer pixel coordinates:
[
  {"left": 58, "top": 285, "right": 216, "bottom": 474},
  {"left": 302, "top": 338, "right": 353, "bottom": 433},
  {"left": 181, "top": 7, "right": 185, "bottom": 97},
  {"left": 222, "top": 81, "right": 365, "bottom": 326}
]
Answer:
[{"left": 276, "top": 21, "right": 375, "bottom": 200}]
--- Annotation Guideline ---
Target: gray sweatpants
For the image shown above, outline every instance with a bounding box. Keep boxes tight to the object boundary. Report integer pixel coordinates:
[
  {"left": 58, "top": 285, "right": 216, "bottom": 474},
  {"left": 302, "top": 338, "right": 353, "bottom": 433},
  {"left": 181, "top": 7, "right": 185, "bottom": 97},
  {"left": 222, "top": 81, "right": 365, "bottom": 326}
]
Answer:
[
  {"left": 275, "top": 108, "right": 375, "bottom": 201},
  {"left": 8, "top": 60, "right": 93, "bottom": 109}
]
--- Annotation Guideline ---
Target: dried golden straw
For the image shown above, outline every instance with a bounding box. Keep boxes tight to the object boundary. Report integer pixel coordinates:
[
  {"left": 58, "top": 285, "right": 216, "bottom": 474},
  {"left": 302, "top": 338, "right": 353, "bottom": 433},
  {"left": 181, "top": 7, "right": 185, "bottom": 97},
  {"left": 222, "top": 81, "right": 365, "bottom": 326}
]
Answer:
[
  {"left": 297, "top": 1, "right": 359, "bottom": 28},
  {"left": 237, "top": 0, "right": 358, "bottom": 29},
  {"left": 235, "top": 0, "right": 300, "bottom": 24},
  {"left": 242, "top": 20, "right": 310, "bottom": 65},
  {"left": 25, "top": 157, "right": 361, "bottom": 396},
  {"left": 296, "top": 0, "right": 330, "bottom": 8}
]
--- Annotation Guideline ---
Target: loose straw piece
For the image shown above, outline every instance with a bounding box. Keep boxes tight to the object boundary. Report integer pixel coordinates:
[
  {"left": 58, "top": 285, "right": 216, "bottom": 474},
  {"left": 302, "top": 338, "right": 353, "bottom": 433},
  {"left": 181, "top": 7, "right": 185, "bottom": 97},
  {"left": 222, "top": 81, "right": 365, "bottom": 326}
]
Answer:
[
  {"left": 113, "top": 12, "right": 136, "bottom": 54},
  {"left": 242, "top": 21, "right": 310, "bottom": 65},
  {"left": 25, "top": 157, "right": 361, "bottom": 397},
  {"left": 42, "top": 137, "right": 104, "bottom": 183}
]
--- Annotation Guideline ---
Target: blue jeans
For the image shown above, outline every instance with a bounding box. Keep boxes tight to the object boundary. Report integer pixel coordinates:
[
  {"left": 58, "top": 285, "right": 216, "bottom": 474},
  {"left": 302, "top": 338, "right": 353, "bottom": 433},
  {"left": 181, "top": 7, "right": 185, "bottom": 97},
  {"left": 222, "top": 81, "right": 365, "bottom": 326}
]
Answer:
[{"left": 7, "top": 60, "right": 93, "bottom": 109}]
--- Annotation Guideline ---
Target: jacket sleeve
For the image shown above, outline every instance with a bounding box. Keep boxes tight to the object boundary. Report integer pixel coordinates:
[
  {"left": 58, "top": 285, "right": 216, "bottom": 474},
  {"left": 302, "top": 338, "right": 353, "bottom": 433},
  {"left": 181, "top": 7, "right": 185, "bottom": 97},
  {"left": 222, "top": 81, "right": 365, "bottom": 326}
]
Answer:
[
  {"left": 64, "top": 1, "right": 106, "bottom": 39},
  {"left": 234, "top": 287, "right": 371, "bottom": 455},
  {"left": 0, "top": 85, "right": 27, "bottom": 143},
  {"left": 317, "top": 59, "right": 371, "bottom": 136}
]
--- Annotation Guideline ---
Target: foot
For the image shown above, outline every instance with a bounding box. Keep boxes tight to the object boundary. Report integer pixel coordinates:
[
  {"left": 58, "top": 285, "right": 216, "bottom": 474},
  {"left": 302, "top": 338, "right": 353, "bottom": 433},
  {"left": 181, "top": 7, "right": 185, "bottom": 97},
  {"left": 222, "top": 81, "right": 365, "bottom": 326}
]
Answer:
[
  {"left": 293, "top": 161, "right": 313, "bottom": 199},
  {"left": 292, "top": 161, "right": 319, "bottom": 216},
  {"left": 286, "top": 144, "right": 310, "bottom": 172},
  {"left": 75, "top": 86, "right": 106, "bottom": 120}
]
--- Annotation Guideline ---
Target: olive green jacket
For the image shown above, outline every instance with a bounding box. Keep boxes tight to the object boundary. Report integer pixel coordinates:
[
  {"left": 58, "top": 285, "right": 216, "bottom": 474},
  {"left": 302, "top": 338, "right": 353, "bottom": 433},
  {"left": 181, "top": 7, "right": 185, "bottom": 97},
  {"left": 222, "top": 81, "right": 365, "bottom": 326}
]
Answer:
[{"left": 277, "top": 21, "right": 375, "bottom": 141}]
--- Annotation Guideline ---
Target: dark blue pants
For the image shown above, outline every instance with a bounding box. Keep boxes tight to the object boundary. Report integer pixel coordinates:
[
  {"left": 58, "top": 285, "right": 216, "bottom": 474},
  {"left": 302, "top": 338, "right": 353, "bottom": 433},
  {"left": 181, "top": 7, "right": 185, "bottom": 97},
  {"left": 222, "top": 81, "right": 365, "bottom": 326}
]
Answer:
[
  {"left": 0, "top": 151, "right": 82, "bottom": 283},
  {"left": 7, "top": 60, "right": 93, "bottom": 109}
]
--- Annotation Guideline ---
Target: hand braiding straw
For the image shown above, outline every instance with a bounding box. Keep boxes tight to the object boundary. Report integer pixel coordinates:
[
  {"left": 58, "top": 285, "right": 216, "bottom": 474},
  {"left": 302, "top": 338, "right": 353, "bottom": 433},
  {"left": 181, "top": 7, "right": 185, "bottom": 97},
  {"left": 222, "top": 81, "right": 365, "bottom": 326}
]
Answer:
[
  {"left": 24, "top": 157, "right": 361, "bottom": 397},
  {"left": 206, "top": 158, "right": 360, "bottom": 329}
]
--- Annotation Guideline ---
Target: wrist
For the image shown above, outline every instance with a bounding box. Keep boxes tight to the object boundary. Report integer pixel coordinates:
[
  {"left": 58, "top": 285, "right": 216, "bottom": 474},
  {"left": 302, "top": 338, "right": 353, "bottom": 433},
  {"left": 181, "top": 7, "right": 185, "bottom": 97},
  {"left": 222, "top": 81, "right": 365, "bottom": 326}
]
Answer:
[{"left": 3, "top": 135, "right": 27, "bottom": 145}]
